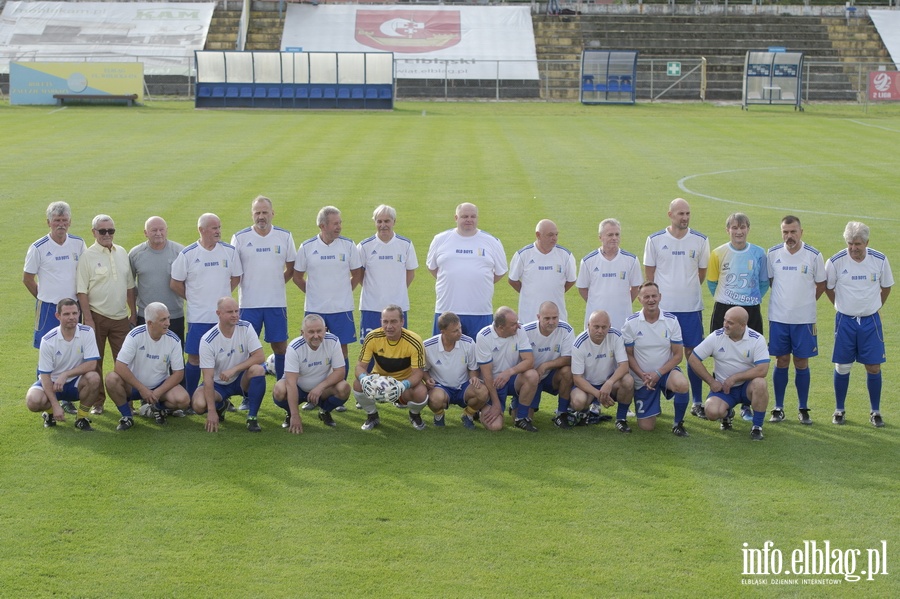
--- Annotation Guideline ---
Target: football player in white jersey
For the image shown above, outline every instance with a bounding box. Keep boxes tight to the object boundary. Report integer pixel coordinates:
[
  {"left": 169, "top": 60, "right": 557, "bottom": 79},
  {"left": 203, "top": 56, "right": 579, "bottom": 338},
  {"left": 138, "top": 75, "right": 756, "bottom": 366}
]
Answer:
[
  {"left": 522, "top": 301, "right": 574, "bottom": 427},
  {"left": 508, "top": 219, "right": 577, "bottom": 323}
]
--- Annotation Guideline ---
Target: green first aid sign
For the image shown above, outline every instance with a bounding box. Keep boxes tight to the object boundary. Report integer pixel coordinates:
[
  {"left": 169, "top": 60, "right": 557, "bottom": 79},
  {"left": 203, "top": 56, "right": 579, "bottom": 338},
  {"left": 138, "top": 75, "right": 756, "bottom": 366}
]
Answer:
[{"left": 667, "top": 62, "right": 681, "bottom": 76}]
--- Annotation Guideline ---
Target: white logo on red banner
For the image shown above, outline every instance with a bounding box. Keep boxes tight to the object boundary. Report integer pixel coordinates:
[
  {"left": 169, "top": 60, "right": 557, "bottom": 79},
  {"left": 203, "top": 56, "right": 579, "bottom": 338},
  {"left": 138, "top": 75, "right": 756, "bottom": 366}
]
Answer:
[
  {"left": 869, "top": 71, "right": 900, "bottom": 101},
  {"left": 356, "top": 10, "right": 460, "bottom": 53}
]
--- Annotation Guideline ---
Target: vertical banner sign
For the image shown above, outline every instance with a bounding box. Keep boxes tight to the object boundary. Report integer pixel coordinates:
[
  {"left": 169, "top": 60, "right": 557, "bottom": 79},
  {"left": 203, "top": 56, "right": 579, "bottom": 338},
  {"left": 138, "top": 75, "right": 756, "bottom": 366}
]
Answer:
[{"left": 868, "top": 71, "right": 900, "bottom": 101}]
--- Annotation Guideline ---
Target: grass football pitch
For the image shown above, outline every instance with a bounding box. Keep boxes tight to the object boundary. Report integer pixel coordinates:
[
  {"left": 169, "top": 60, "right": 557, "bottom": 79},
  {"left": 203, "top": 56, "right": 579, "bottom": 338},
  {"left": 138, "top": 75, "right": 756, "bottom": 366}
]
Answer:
[{"left": 0, "top": 99, "right": 898, "bottom": 598}]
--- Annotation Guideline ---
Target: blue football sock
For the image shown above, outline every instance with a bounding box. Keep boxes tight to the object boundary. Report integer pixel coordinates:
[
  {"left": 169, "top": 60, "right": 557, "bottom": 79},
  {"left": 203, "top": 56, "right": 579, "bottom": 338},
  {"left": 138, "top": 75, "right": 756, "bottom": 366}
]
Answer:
[
  {"left": 752, "top": 410, "right": 765, "bottom": 428},
  {"left": 673, "top": 392, "right": 688, "bottom": 423},
  {"left": 773, "top": 366, "right": 789, "bottom": 409},
  {"left": 185, "top": 362, "right": 201, "bottom": 398},
  {"left": 246, "top": 375, "right": 266, "bottom": 418},
  {"left": 795, "top": 367, "right": 810, "bottom": 410},
  {"left": 516, "top": 400, "right": 531, "bottom": 420},
  {"left": 274, "top": 353, "right": 286, "bottom": 381},
  {"left": 834, "top": 371, "right": 850, "bottom": 412},
  {"left": 273, "top": 397, "right": 289, "bottom": 411},
  {"left": 867, "top": 371, "right": 882, "bottom": 412},
  {"left": 323, "top": 395, "right": 346, "bottom": 413},
  {"left": 557, "top": 398, "right": 570, "bottom": 413},
  {"left": 616, "top": 402, "right": 630, "bottom": 420},
  {"left": 688, "top": 367, "right": 703, "bottom": 404},
  {"left": 117, "top": 403, "right": 133, "bottom": 418}
]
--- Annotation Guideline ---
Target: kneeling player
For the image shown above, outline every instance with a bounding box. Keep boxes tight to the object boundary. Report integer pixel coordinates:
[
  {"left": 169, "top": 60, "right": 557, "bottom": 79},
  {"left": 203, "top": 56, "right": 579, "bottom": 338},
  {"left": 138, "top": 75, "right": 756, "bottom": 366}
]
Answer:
[
  {"left": 689, "top": 306, "right": 771, "bottom": 441},
  {"left": 273, "top": 314, "right": 350, "bottom": 433},
  {"left": 523, "top": 301, "right": 574, "bottom": 424},
  {"left": 26, "top": 298, "right": 101, "bottom": 431},
  {"left": 567, "top": 310, "right": 634, "bottom": 430},
  {"left": 192, "top": 297, "right": 267, "bottom": 433},
  {"left": 105, "top": 302, "right": 190, "bottom": 430},
  {"left": 424, "top": 312, "right": 489, "bottom": 429},
  {"left": 353, "top": 304, "right": 429, "bottom": 431}
]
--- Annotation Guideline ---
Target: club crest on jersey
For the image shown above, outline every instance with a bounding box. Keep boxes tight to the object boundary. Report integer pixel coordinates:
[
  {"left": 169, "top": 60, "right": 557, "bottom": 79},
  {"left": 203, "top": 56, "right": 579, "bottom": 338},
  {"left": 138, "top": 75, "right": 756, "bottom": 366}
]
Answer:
[
  {"left": 477, "top": 248, "right": 486, "bottom": 257},
  {"left": 355, "top": 10, "right": 461, "bottom": 53}
]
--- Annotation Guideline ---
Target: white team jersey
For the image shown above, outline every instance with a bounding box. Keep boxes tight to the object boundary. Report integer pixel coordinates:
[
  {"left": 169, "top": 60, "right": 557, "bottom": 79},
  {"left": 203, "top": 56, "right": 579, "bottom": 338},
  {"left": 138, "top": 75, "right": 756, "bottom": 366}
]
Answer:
[
  {"left": 475, "top": 325, "right": 532, "bottom": 377},
  {"left": 693, "top": 327, "right": 770, "bottom": 385},
  {"left": 231, "top": 226, "right": 297, "bottom": 308},
  {"left": 423, "top": 333, "right": 477, "bottom": 389},
  {"left": 767, "top": 243, "right": 826, "bottom": 324},
  {"left": 523, "top": 320, "right": 574, "bottom": 380},
  {"left": 38, "top": 324, "right": 100, "bottom": 384},
  {"left": 622, "top": 310, "right": 684, "bottom": 389},
  {"left": 116, "top": 325, "right": 185, "bottom": 389},
  {"left": 295, "top": 235, "right": 362, "bottom": 313},
  {"left": 284, "top": 332, "right": 345, "bottom": 392},
  {"left": 643, "top": 228, "right": 709, "bottom": 313},
  {"left": 508, "top": 243, "right": 577, "bottom": 323},
  {"left": 576, "top": 248, "right": 643, "bottom": 331},
  {"left": 426, "top": 229, "right": 507, "bottom": 315},
  {"left": 357, "top": 233, "right": 418, "bottom": 311},
  {"left": 825, "top": 248, "right": 894, "bottom": 317},
  {"left": 171, "top": 241, "right": 243, "bottom": 323},
  {"left": 198, "top": 320, "right": 263, "bottom": 385},
  {"left": 571, "top": 328, "right": 628, "bottom": 385},
  {"left": 24, "top": 234, "right": 87, "bottom": 303}
]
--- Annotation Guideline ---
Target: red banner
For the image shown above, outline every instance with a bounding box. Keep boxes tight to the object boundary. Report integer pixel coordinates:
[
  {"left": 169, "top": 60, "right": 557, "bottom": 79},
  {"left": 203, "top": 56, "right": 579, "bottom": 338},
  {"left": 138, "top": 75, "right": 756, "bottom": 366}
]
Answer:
[
  {"left": 868, "top": 71, "right": 900, "bottom": 101},
  {"left": 355, "top": 10, "right": 460, "bottom": 54}
]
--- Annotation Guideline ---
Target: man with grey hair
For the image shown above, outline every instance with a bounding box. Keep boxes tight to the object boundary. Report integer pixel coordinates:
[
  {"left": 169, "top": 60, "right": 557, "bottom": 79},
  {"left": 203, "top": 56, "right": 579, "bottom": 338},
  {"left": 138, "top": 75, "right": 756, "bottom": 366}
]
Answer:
[
  {"left": 24, "top": 201, "right": 87, "bottom": 415},
  {"left": 24, "top": 201, "right": 87, "bottom": 352},
  {"left": 426, "top": 202, "right": 507, "bottom": 338},
  {"left": 294, "top": 206, "right": 362, "bottom": 370},
  {"left": 576, "top": 218, "right": 642, "bottom": 331},
  {"left": 171, "top": 213, "right": 243, "bottom": 399},
  {"left": 105, "top": 302, "right": 190, "bottom": 430},
  {"left": 508, "top": 219, "right": 577, "bottom": 324},
  {"left": 357, "top": 204, "right": 418, "bottom": 340},
  {"left": 231, "top": 195, "right": 297, "bottom": 385},
  {"left": 76, "top": 214, "right": 136, "bottom": 413},
  {"left": 825, "top": 221, "right": 893, "bottom": 428},
  {"left": 129, "top": 216, "right": 185, "bottom": 344}
]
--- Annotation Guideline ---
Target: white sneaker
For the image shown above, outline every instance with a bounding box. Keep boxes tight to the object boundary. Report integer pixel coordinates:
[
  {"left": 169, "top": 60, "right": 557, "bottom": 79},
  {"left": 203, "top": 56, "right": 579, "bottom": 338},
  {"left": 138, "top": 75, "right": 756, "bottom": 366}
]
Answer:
[{"left": 301, "top": 402, "right": 316, "bottom": 411}]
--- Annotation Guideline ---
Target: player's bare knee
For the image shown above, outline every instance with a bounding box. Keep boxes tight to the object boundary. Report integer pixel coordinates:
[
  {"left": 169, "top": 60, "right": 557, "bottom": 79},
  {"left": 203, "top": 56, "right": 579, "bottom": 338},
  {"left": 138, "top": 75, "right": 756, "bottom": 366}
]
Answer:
[
  {"left": 335, "top": 381, "right": 351, "bottom": 400},
  {"left": 248, "top": 364, "right": 266, "bottom": 378},
  {"left": 25, "top": 389, "right": 47, "bottom": 412},
  {"left": 776, "top": 355, "right": 791, "bottom": 369},
  {"left": 864, "top": 364, "right": 881, "bottom": 375},
  {"left": 638, "top": 417, "right": 655, "bottom": 431}
]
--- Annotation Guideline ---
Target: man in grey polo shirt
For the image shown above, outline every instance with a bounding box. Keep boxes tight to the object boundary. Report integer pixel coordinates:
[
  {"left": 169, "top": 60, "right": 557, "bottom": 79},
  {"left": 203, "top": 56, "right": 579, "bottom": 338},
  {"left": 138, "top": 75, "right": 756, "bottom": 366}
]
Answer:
[{"left": 129, "top": 216, "right": 186, "bottom": 344}]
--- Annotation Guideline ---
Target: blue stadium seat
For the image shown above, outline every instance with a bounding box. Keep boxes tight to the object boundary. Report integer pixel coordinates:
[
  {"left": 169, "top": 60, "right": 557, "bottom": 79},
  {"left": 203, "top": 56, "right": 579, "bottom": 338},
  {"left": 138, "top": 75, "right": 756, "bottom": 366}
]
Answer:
[
  {"left": 225, "top": 87, "right": 239, "bottom": 98},
  {"left": 338, "top": 88, "right": 350, "bottom": 99},
  {"left": 253, "top": 87, "right": 267, "bottom": 99},
  {"left": 607, "top": 76, "right": 620, "bottom": 92},
  {"left": 198, "top": 85, "right": 213, "bottom": 98},
  {"left": 296, "top": 86, "right": 309, "bottom": 99},
  {"left": 378, "top": 87, "right": 392, "bottom": 100},
  {"left": 324, "top": 88, "right": 336, "bottom": 99},
  {"left": 365, "top": 87, "right": 378, "bottom": 100},
  {"left": 619, "top": 76, "right": 633, "bottom": 92},
  {"left": 310, "top": 87, "right": 323, "bottom": 99},
  {"left": 582, "top": 75, "right": 594, "bottom": 91},
  {"left": 268, "top": 87, "right": 281, "bottom": 99},
  {"left": 211, "top": 86, "right": 226, "bottom": 98},
  {"left": 351, "top": 87, "right": 365, "bottom": 99}
]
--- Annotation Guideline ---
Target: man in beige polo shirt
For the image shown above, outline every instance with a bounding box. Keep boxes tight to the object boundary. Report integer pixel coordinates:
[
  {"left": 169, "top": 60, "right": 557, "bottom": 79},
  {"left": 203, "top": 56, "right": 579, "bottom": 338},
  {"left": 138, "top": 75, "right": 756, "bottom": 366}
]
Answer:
[{"left": 77, "top": 214, "right": 136, "bottom": 413}]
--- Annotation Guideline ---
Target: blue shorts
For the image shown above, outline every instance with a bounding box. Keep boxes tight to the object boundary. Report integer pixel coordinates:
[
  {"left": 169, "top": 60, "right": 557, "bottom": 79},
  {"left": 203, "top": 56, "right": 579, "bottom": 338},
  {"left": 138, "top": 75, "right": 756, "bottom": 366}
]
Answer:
[
  {"left": 212, "top": 372, "right": 246, "bottom": 402},
  {"left": 185, "top": 322, "right": 215, "bottom": 355},
  {"left": 240, "top": 307, "right": 288, "bottom": 343},
  {"left": 435, "top": 382, "right": 471, "bottom": 408},
  {"left": 360, "top": 310, "right": 408, "bottom": 343},
  {"left": 491, "top": 374, "right": 520, "bottom": 413},
  {"left": 32, "top": 377, "right": 81, "bottom": 403},
  {"left": 125, "top": 383, "right": 164, "bottom": 402},
  {"left": 434, "top": 313, "right": 492, "bottom": 339},
  {"left": 832, "top": 312, "right": 885, "bottom": 365},
  {"left": 308, "top": 311, "right": 356, "bottom": 345},
  {"left": 671, "top": 311, "right": 704, "bottom": 348},
  {"left": 768, "top": 321, "right": 818, "bottom": 359},
  {"left": 707, "top": 382, "right": 751, "bottom": 409},
  {"left": 33, "top": 300, "right": 61, "bottom": 349},
  {"left": 633, "top": 369, "right": 679, "bottom": 419},
  {"left": 532, "top": 371, "right": 561, "bottom": 405}
]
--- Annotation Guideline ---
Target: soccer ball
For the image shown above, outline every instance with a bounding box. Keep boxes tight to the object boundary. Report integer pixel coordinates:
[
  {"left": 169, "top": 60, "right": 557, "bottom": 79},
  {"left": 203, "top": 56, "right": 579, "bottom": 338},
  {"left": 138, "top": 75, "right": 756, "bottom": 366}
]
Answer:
[
  {"left": 362, "top": 375, "right": 394, "bottom": 403},
  {"left": 264, "top": 353, "right": 276, "bottom": 376}
]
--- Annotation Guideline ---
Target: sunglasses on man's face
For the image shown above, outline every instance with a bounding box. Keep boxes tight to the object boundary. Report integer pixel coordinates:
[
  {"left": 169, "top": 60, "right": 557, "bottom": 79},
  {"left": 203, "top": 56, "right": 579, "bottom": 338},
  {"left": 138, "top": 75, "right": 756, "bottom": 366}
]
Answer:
[{"left": 95, "top": 228, "right": 116, "bottom": 235}]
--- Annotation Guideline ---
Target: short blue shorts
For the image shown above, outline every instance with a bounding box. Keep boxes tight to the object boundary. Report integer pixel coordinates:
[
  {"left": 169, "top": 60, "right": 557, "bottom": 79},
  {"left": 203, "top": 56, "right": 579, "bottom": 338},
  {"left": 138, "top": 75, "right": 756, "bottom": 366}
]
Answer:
[
  {"left": 240, "top": 307, "right": 288, "bottom": 343},
  {"left": 670, "top": 311, "right": 704, "bottom": 348},
  {"left": 185, "top": 322, "right": 215, "bottom": 355},
  {"left": 308, "top": 311, "right": 356, "bottom": 345},
  {"left": 832, "top": 312, "right": 885, "bottom": 365},
  {"left": 768, "top": 321, "right": 818, "bottom": 359},
  {"left": 633, "top": 369, "right": 680, "bottom": 419}
]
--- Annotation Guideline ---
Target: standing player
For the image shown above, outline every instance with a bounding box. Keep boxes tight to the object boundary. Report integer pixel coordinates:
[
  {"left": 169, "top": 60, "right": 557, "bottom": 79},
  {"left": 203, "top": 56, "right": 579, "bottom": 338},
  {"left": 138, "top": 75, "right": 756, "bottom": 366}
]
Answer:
[
  {"left": 24, "top": 201, "right": 86, "bottom": 415},
  {"left": 231, "top": 195, "right": 297, "bottom": 386},
  {"left": 508, "top": 219, "right": 577, "bottom": 324},
  {"left": 568, "top": 310, "right": 634, "bottom": 430},
  {"left": 475, "top": 306, "right": 540, "bottom": 432},
  {"left": 171, "top": 213, "right": 243, "bottom": 399},
  {"left": 523, "top": 301, "right": 574, "bottom": 426},
  {"left": 273, "top": 314, "right": 350, "bottom": 433},
  {"left": 129, "top": 216, "right": 186, "bottom": 343},
  {"left": 576, "top": 218, "right": 642, "bottom": 331},
  {"left": 76, "top": 214, "right": 136, "bottom": 414},
  {"left": 707, "top": 212, "right": 768, "bottom": 334},
  {"left": 766, "top": 216, "right": 826, "bottom": 425},
  {"left": 357, "top": 204, "right": 418, "bottom": 340},
  {"left": 192, "top": 297, "right": 267, "bottom": 433},
  {"left": 294, "top": 206, "right": 362, "bottom": 369},
  {"left": 426, "top": 202, "right": 507, "bottom": 338},
  {"left": 423, "top": 312, "right": 489, "bottom": 429},
  {"left": 105, "top": 302, "right": 190, "bottom": 431},
  {"left": 353, "top": 305, "right": 429, "bottom": 431},
  {"left": 825, "top": 221, "right": 893, "bottom": 428},
  {"left": 25, "top": 298, "right": 101, "bottom": 431},
  {"left": 643, "top": 198, "right": 710, "bottom": 419},
  {"left": 622, "top": 282, "right": 691, "bottom": 436},
  {"left": 689, "top": 307, "right": 771, "bottom": 441}
]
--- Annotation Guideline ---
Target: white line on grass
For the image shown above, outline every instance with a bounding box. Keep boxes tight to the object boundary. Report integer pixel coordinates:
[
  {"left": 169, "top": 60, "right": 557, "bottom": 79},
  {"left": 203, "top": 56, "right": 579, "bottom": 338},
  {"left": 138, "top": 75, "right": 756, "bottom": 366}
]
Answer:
[
  {"left": 847, "top": 119, "right": 900, "bottom": 133},
  {"left": 48, "top": 106, "right": 67, "bottom": 114},
  {"left": 678, "top": 166, "right": 900, "bottom": 222}
]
